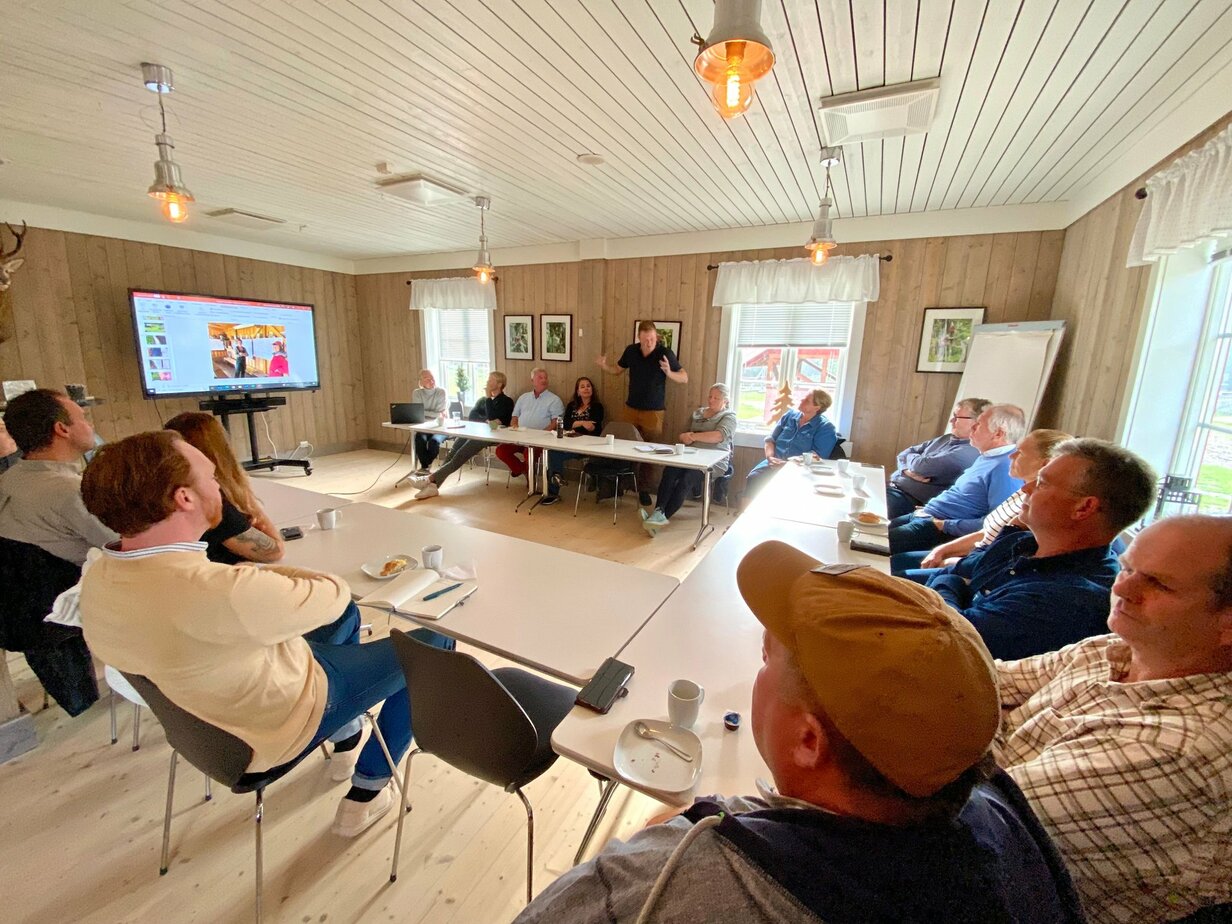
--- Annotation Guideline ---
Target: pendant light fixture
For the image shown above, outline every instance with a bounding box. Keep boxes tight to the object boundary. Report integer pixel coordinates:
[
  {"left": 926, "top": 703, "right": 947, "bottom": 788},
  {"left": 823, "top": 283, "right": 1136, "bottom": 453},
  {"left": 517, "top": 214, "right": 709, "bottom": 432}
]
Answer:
[
  {"left": 805, "top": 147, "right": 842, "bottom": 266},
  {"left": 691, "top": 0, "right": 776, "bottom": 119},
  {"left": 141, "top": 63, "right": 195, "bottom": 224},
  {"left": 472, "top": 196, "right": 494, "bottom": 284}
]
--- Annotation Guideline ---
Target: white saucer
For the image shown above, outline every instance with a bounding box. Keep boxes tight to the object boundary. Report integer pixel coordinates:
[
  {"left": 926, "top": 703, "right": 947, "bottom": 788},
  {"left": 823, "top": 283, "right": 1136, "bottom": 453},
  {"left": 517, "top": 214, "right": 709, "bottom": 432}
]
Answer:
[
  {"left": 613, "top": 719, "right": 702, "bottom": 795},
  {"left": 360, "top": 554, "right": 419, "bottom": 580},
  {"left": 848, "top": 513, "right": 889, "bottom": 533},
  {"left": 814, "top": 484, "right": 845, "bottom": 497}
]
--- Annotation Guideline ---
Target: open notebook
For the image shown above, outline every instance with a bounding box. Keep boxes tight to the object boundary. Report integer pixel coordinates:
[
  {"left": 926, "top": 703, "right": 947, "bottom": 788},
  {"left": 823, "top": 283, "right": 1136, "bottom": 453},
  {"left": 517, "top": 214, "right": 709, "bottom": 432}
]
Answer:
[{"left": 358, "top": 568, "right": 477, "bottom": 620}]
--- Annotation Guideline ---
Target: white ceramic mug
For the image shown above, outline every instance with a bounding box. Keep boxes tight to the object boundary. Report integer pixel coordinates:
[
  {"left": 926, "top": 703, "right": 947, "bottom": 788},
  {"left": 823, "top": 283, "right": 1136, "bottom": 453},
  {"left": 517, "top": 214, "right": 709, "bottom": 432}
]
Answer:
[
  {"left": 316, "top": 508, "right": 340, "bottom": 530},
  {"left": 835, "top": 459, "right": 851, "bottom": 475},
  {"left": 606, "top": 433, "right": 615, "bottom": 446},
  {"left": 668, "top": 678, "right": 705, "bottom": 729},
  {"left": 849, "top": 496, "right": 867, "bottom": 514},
  {"left": 837, "top": 520, "right": 855, "bottom": 543},
  {"left": 675, "top": 443, "right": 686, "bottom": 454},
  {"left": 851, "top": 473, "right": 867, "bottom": 493},
  {"left": 422, "top": 545, "right": 444, "bottom": 571}
]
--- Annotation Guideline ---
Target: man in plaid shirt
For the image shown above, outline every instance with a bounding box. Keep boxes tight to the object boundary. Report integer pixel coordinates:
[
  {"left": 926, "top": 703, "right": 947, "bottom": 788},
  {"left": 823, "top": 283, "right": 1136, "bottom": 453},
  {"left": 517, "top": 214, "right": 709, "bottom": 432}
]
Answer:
[{"left": 996, "top": 514, "right": 1231, "bottom": 923}]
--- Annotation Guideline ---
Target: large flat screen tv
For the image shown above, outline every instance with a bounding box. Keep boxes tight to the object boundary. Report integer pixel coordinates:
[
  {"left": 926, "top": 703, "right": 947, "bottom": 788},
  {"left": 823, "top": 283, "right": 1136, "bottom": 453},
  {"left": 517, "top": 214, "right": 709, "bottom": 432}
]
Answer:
[{"left": 129, "top": 289, "right": 321, "bottom": 399}]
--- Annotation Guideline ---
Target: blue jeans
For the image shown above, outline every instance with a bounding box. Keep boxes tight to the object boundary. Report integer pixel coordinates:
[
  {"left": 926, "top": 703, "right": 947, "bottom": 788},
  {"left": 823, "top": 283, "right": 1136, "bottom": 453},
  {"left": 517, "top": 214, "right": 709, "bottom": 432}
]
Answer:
[
  {"left": 886, "top": 485, "right": 926, "bottom": 519},
  {"left": 415, "top": 432, "right": 446, "bottom": 469},
  {"left": 546, "top": 450, "right": 580, "bottom": 494},
  {"left": 303, "top": 604, "right": 453, "bottom": 790},
  {"left": 888, "top": 513, "right": 948, "bottom": 555}
]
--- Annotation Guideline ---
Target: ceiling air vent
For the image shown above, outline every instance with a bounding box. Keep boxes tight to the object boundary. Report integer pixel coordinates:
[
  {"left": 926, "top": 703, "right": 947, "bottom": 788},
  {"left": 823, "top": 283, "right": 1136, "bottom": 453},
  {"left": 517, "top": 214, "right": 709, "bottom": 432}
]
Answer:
[
  {"left": 818, "top": 77, "right": 940, "bottom": 145},
  {"left": 205, "top": 208, "right": 286, "bottom": 230},
  {"left": 376, "top": 173, "right": 466, "bottom": 206}
]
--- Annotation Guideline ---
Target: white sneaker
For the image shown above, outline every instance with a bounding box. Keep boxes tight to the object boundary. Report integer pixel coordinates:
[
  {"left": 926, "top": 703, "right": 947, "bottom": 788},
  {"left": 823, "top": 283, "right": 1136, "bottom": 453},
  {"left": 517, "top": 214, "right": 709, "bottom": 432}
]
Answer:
[
  {"left": 327, "top": 741, "right": 362, "bottom": 783},
  {"left": 331, "top": 787, "right": 393, "bottom": 837},
  {"left": 415, "top": 482, "right": 439, "bottom": 500},
  {"left": 408, "top": 473, "right": 430, "bottom": 487}
]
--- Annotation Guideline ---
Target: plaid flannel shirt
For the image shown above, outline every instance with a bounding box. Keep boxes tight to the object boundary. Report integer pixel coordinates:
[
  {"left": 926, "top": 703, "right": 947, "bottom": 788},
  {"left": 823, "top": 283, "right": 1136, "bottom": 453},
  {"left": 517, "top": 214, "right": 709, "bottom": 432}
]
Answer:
[{"left": 995, "top": 634, "right": 1232, "bottom": 924}]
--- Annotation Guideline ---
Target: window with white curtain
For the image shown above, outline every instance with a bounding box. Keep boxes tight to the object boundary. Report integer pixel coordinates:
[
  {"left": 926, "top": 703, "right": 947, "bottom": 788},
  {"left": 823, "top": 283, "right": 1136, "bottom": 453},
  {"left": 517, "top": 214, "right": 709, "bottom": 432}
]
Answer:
[
  {"left": 421, "top": 308, "right": 494, "bottom": 411},
  {"left": 720, "top": 302, "right": 864, "bottom": 447}
]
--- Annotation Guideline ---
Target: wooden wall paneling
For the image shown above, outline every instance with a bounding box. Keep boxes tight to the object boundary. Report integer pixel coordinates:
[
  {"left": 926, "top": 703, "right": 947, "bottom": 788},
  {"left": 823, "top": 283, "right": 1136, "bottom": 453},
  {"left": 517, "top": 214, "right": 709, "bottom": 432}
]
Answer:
[
  {"left": 1028, "top": 232, "right": 1064, "bottom": 322},
  {"left": 316, "top": 270, "right": 340, "bottom": 452},
  {"left": 62, "top": 233, "right": 113, "bottom": 438}
]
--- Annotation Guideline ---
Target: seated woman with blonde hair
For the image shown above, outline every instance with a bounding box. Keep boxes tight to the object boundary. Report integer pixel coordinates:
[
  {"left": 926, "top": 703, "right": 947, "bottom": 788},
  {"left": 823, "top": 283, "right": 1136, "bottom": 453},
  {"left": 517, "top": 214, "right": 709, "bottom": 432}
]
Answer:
[{"left": 163, "top": 412, "right": 285, "bottom": 564}]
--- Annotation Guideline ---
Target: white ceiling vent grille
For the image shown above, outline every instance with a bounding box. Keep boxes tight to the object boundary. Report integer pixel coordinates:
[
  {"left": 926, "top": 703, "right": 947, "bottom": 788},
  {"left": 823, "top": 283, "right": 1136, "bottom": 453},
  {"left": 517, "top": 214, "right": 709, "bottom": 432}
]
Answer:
[
  {"left": 205, "top": 208, "right": 286, "bottom": 229},
  {"left": 818, "top": 78, "right": 940, "bottom": 145},
  {"left": 376, "top": 173, "right": 467, "bottom": 206}
]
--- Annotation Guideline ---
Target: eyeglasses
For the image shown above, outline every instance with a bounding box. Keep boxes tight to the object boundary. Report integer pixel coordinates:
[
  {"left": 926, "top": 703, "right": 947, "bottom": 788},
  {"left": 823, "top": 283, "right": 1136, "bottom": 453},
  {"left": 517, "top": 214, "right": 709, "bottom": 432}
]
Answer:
[{"left": 950, "top": 414, "right": 975, "bottom": 421}]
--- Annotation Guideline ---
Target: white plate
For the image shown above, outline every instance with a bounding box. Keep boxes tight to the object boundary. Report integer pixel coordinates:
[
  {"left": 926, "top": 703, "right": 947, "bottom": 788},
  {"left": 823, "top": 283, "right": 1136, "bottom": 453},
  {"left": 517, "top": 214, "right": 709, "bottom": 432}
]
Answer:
[
  {"left": 848, "top": 513, "right": 889, "bottom": 532},
  {"left": 809, "top": 463, "right": 835, "bottom": 474},
  {"left": 361, "top": 554, "right": 419, "bottom": 580},
  {"left": 613, "top": 719, "right": 702, "bottom": 795},
  {"left": 814, "top": 484, "right": 845, "bottom": 497}
]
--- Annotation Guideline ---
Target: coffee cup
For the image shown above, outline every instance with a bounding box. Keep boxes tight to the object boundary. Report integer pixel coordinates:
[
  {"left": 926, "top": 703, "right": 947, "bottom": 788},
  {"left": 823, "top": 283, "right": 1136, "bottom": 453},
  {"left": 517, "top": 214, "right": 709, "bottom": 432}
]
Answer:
[
  {"left": 675, "top": 443, "right": 686, "bottom": 454},
  {"left": 316, "top": 508, "right": 340, "bottom": 530},
  {"left": 849, "top": 496, "right": 867, "bottom": 515},
  {"left": 668, "top": 678, "right": 705, "bottom": 729},
  {"left": 606, "top": 434, "right": 615, "bottom": 447},
  {"left": 835, "top": 459, "right": 851, "bottom": 475},
  {"left": 837, "top": 520, "right": 854, "bottom": 543},
  {"left": 489, "top": 419, "right": 500, "bottom": 430},
  {"left": 422, "top": 545, "right": 444, "bottom": 571},
  {"left": 851, "top": 473, "right": 867, "bottom": 493}
]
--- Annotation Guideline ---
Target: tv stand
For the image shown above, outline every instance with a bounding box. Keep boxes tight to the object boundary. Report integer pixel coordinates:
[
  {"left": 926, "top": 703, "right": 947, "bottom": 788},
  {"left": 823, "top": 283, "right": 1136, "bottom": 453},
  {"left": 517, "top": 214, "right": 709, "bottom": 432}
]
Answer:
[{"left": 198, "top": 395, "right": 312, "bottom": 475}]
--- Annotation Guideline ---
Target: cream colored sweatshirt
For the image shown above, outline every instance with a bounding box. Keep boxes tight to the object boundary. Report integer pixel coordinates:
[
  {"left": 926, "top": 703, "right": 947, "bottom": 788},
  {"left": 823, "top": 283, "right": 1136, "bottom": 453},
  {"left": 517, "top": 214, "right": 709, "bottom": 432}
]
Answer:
[{"left": 80, "top": 544, "right": 350, "bottom": 772}]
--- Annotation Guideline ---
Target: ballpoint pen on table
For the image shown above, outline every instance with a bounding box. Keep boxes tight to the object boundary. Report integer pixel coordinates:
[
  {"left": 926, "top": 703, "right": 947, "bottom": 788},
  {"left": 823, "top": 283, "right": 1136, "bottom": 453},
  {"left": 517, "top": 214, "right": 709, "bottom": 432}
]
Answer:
[{"left": 423, "top": 582, "right": 463, "bottom": 601}]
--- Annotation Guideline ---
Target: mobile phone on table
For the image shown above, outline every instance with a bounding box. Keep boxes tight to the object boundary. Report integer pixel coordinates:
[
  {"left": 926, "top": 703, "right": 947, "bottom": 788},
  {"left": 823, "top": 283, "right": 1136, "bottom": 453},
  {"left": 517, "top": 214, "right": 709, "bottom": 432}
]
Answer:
[
  {"left": 850, "top": 537, "right": 890, "bottom": 556},
  {"left": 576, "top": 657, "right": 635, "bottom": 714},
  {"left": 280, "top": 526, "right": 304, "bottom": 541}
]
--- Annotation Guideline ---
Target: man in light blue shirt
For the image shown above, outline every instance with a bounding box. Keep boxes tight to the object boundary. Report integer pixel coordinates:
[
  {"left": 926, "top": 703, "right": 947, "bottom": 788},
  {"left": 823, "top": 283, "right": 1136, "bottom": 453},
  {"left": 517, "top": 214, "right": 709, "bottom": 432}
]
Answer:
[
  {"left": 495, "top": 367, "right": 564, "bottom": 479},
  {"left": 889, "top": 404, "right": 1027, "bottom": 555}
]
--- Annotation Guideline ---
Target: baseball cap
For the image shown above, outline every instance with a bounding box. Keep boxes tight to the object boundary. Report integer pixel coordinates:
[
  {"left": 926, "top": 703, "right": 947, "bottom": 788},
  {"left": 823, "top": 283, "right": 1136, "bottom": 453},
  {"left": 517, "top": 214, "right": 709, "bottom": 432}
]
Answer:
[{"left": 736, "top": 540, "right": 999, "bottom": 798}]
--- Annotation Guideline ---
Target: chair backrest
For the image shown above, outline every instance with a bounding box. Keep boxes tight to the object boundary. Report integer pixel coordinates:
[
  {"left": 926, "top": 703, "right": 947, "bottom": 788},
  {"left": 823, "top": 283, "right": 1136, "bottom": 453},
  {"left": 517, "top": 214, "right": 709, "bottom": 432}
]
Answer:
[
  {"left": 828, "top": 437, "right": 848, "bottom": 460},
  {"left": 0, "top": 536, "right": 83, "bottom": 650},
  {"left": 389, "top": 630, "right": 538, "bottom": 788},
  {"left": 122, "top": 672, "right": 254, "bottom": 786},
  {"left": 601, "top": 421, "right": 642, "bottom": 441}
]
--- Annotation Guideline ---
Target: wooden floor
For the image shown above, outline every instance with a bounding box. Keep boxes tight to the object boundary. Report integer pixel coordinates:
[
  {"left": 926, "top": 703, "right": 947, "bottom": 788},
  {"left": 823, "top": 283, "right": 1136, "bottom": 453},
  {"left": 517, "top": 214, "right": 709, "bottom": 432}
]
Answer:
[{"left": 0, "top": 448, "right": 735, "bottom": 924}]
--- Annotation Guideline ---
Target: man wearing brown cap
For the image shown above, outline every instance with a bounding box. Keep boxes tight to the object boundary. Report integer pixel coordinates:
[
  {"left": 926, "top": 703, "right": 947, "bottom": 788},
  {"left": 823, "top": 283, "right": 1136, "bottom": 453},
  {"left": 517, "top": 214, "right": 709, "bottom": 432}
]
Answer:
[{"left": 516, "top": 541, "right": 1083, "bottom": 924}]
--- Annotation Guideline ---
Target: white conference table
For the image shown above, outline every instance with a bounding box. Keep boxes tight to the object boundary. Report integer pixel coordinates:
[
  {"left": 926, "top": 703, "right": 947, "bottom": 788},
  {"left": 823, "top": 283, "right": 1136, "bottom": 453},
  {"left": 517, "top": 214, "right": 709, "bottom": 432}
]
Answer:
[
  {"left": 276, "top": 501, "right": 678, "bottom": 686},
  {"left": 384, "top": 420, "right": 730, "bottom": 548},
  {"left": 551, "top": 465, "right": 892, "bottom": 806},
  {"left": 753, "top": 459, "right": 889, "bottom": 529},
  {"left": 251, "top": 479, "right": 351, "bottom": 527}
]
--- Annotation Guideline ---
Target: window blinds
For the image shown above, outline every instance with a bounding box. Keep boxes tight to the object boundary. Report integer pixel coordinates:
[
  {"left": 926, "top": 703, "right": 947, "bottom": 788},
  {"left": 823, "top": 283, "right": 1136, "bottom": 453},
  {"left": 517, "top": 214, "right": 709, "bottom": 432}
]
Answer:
[
  {"left": 735, "top": 304, "right": 853, "bottom": 347},
  {"left": 437, "top": 308, "right": 490, "bottom": 362}
]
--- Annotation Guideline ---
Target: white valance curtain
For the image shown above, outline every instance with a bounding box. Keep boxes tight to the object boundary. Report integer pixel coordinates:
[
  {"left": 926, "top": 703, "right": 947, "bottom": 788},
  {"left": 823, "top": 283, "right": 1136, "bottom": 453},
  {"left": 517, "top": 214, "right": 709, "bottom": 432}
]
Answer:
[
  {"left": 712, "top": 254, "right": 880, "bottom": 306},
  {"left": 1128, "top": 122, "right": 1232, "bottom": 267},
  {"left": 409, "top": 276, "right": 497, "bottom": 311}
]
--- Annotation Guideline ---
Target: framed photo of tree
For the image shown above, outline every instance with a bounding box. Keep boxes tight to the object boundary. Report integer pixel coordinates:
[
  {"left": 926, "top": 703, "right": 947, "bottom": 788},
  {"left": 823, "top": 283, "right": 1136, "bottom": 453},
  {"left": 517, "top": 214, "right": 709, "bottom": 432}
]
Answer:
[
  {"left": 504, "top": 314, "right": 533, "bottom": 361},
  {"left": 540, "top": 313, "right": 573, "bottom": 362},
  {"left": 916, "top": 307, "right": 985, "bottom": 373},
  {"left": 632, "top": 320, "right": 682, "bottom": 355}
]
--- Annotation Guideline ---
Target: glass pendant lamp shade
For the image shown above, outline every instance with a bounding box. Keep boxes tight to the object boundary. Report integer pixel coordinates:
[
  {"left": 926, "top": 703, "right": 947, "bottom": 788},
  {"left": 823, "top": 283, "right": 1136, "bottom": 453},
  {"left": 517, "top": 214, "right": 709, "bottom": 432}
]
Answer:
[
  {"left": 472, "top": 196, "right": 494, "bottom": 283},
  {"left": 694, "top": 0, "right": 775, "bottom": 119},
  {"left": 805, "top": 198, "right": 837, "bottom": 265}
]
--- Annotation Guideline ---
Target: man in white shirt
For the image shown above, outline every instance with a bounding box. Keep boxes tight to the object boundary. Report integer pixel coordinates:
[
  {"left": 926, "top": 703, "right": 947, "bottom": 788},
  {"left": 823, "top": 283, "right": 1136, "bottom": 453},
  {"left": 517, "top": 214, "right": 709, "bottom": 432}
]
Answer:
[
  {"left": 997, "top": 514, "right": 1232, "bottom": 923},
  {"left": 0, "top": 388, "right": 116, "bottom": 565},
  {"left": 494, "top": 367, "right": 564, "bottom": 481}
]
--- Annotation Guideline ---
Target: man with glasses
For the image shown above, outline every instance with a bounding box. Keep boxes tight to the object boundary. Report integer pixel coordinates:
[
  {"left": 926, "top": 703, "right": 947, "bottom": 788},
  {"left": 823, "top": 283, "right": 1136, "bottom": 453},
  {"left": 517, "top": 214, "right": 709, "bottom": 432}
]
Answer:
[
  {"left": 886, "top": 398, "right": 991, "bottom": 518},
  {"left": 926, "top": 438, "right": 1155, "bottom": 659}
]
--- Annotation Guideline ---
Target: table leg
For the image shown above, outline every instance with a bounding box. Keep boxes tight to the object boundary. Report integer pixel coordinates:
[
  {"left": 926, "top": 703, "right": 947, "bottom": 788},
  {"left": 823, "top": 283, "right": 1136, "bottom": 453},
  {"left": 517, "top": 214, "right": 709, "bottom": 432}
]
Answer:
[
  {"left": 691, "top": 469, "right": 714, "bottom": 550},
  {"left": 515, "top": 444, "right": 544, "bottom": 512}
]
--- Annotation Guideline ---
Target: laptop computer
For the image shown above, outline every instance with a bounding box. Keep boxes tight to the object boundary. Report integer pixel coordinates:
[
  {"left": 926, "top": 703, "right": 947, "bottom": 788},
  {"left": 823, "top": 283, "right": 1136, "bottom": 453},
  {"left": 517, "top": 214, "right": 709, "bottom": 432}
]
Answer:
[{"left": 390, "top": 402, "right": 425, "bottom": 425}]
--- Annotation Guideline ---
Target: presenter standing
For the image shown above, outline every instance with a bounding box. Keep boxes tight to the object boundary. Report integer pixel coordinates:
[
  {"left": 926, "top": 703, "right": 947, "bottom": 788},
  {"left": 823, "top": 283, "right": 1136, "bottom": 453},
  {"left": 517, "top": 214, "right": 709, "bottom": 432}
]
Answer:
[{"left": 596, "top": 320, "right": 688, "bottom": 505}]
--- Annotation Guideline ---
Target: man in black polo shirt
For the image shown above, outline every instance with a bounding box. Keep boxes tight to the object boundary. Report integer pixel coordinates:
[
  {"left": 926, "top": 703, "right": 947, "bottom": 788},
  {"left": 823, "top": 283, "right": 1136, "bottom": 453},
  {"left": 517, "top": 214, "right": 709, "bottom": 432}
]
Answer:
[{"left": 597, "top": 320, "right": 688, "bottom": 504}]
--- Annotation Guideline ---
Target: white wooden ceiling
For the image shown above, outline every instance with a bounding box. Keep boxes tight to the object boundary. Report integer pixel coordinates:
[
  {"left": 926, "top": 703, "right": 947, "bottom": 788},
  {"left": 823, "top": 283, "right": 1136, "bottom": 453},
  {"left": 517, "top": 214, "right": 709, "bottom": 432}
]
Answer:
[{"left": 2, "top": 0, "right": 1231, "bottom": 261}]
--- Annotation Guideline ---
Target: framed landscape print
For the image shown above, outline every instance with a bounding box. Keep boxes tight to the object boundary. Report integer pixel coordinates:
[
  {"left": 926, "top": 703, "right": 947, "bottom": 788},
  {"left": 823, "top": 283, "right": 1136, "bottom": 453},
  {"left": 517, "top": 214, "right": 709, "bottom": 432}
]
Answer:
[
  {"left": 632, "top": 320, "right": 682, "bottom": 355},
  {"left": 540, "top": 313, "right": 573, "bottom": 362},
  {"left": 504, "top": 314, "right": 533, "bottom": 361},
  {"left": 916, "top": 307, "right": 985, "bottom": 373}
]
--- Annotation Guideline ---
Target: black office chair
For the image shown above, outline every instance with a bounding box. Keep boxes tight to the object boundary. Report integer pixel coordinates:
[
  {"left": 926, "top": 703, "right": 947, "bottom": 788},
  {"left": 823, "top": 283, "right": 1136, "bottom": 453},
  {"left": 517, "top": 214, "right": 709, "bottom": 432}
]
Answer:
[
  {"left": 387, "top": 630, "right": 576, "bottom": 904},
  {"left": 828, "top": 436, "right": 848, "bottom": 460},
  {"left": 122, "top": 672, "right": 398, "bottom": 923},
  {"left": 575, "top": 421, "right": 642, "bottom": 524}
]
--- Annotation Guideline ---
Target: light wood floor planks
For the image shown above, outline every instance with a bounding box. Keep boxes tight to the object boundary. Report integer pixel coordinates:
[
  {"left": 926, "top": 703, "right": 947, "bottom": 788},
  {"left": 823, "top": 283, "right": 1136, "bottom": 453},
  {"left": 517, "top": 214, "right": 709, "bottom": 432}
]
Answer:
[{"left": 0, "top": 448, "right": 735, "bottom": 923}]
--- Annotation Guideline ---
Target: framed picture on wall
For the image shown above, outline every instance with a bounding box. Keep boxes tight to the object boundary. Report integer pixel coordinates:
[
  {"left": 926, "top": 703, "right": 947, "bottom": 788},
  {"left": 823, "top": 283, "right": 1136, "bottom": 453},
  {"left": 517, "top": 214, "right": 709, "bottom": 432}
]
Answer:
[
  {"left": 504, "top": 315, "right": 533, "bottom": 361},
  {"left": 916, "top": 307, "right": 986, "bottom": 373},
  {"left": 632, "top": 320, "right": 682, "bottom": 355},
  {"left": 540, "top": 313, "right": 573, "bottom": 362}
]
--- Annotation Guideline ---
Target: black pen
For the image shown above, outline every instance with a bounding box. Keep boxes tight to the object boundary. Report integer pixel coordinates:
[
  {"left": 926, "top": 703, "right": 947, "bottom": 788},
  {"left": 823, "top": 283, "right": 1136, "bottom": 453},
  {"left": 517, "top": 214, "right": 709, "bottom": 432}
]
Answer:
[{"left": 423, "top": 582, "right": 463, "bottom": 601}]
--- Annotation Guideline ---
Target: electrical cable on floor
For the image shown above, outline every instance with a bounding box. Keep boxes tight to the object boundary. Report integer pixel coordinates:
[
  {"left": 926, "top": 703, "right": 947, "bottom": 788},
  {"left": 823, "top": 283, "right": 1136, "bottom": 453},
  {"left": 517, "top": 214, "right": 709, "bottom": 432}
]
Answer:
[
  {"left": 330, "top": 435, "right": 414, "bottom": 495},
  {"left": 261, "top": 412, "right": 280, "bottom": 460}
]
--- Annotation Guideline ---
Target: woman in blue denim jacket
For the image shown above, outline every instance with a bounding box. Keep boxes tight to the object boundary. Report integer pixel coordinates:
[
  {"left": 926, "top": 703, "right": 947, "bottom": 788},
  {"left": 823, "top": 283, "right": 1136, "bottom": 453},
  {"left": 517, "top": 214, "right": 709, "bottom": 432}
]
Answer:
[{"left": 744, "top": 388, "right": 838, "bottom": 500}]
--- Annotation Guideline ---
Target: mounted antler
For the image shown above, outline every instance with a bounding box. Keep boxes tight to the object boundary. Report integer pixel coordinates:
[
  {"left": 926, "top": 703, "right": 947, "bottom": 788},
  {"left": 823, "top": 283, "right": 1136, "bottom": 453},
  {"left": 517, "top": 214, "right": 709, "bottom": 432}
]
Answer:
[{"left": 0, "top": 221, "right": 28, "bottom": 293}]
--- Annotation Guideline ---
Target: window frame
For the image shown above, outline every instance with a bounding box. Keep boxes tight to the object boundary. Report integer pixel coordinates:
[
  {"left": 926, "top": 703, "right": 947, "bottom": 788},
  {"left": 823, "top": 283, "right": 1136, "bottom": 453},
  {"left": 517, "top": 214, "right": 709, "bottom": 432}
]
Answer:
[
  {"left": 418, "top": 307, "right": 496, "bottom": 408},
  {"left": 717, "top": 301, "right": 866, "bottom": 449}
]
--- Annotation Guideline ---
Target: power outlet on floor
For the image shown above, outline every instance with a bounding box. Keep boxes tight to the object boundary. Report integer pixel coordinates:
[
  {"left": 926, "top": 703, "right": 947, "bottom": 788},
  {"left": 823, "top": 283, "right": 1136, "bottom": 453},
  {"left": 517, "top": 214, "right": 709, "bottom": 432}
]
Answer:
[{"left": 298, "top": 440, "right": 310, "bottom": 449}]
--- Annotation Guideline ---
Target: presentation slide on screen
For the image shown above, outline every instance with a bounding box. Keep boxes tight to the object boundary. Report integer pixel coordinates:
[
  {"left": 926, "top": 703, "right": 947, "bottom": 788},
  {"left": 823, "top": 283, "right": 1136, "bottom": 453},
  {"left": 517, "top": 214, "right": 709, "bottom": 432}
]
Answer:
[{"left": 130, "top": 291, "right": 321, "bottom": 397}]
